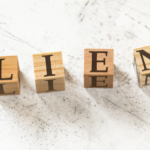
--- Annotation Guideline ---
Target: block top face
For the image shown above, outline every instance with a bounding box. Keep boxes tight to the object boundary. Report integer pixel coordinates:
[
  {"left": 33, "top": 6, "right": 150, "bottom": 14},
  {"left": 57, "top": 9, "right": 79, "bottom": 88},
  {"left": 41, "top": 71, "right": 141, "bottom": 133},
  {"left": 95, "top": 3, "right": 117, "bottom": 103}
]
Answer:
[
  {"left": 84, "top": 49, "right": 114, "bottom": 75},
  {"left": 134, "top": 46, "right": 150, "bottom": 75},
  {"left": 0, "top": 56, "right": 19, "bottom": 84},
  {"left": 33, "top": 51, "right": 64, "bottom": 80}
]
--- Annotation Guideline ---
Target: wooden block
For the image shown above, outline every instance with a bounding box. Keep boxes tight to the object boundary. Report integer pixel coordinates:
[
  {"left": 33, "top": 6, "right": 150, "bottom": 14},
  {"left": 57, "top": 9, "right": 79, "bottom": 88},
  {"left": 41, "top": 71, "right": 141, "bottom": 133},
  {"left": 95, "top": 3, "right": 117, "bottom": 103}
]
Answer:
[
  {"left": 134, "top": 46, "right": 150, "bottom": 87},
  {"left": 33, "top": 51, "right": 65, "bottom": 93},
  {"left": 0, "top": 56, "right": 20, "bottom": 95},
  {"left": 84, "top": 49, "right": 114, "bottom": 88}
]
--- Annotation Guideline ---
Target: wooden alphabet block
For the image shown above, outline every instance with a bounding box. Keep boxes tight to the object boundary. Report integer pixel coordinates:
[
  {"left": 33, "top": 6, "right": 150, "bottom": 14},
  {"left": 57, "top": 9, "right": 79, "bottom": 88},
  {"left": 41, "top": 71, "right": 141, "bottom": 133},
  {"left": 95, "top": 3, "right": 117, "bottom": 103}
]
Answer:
[
  {"left": 0, "top": 56, "right": 20, "bottom": 95},
  {"left": 84, "top": 49, "right": 114, "bottom": 88},
  {"left": 33, "top": 51, "right": 65, "bottom": 93},
  {"left": 134, "top": 46, "right": 150, "bottom": 87}
]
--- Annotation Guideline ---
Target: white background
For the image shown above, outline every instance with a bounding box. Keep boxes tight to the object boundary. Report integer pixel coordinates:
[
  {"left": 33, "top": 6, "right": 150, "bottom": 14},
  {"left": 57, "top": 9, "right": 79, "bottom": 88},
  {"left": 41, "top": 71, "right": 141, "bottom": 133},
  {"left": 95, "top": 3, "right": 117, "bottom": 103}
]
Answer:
[{"left": 0, "top": 0, "right": 150, "bottom": 150}]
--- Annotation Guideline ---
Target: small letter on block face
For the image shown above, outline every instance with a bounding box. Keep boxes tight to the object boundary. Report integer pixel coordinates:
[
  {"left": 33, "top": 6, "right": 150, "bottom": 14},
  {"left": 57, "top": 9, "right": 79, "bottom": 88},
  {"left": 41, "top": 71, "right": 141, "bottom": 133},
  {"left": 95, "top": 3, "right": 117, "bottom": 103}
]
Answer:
[
  {"left": 33, "top": 51, "right": 65, "bottom": 93},
  {"left": 84, "top": 49, "right": 114, "bottom": 88},
  {"left": 0, "top": 56, "right": 20, "bottom": 95},
  {"left": 134, "top": 46, "right": 150, "bottom": 87}
]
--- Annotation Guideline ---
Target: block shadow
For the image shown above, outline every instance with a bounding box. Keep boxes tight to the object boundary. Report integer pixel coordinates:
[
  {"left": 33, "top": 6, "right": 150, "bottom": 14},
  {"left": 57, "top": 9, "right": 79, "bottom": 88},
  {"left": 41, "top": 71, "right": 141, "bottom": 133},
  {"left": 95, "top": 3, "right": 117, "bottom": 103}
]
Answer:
[
  {"left": 85, "top": 64, "right": 150, "bottom": 125},
  {"left": 0, "top": 70, "right": 38, "bottom": 116},
  {"left": 0, "top": 68, "right": 92, "bottom": 131},
  {"left": 0, "top": 65, "right": 150, "bottom": 132}
]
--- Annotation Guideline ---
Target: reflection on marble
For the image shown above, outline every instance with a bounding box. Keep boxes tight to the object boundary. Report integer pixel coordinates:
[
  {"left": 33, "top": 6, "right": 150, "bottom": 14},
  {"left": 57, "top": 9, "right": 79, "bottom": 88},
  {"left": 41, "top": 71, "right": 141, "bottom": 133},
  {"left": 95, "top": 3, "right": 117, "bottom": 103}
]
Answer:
[{"left": 0, "top": 0, "right": 150, "bottom": 149}]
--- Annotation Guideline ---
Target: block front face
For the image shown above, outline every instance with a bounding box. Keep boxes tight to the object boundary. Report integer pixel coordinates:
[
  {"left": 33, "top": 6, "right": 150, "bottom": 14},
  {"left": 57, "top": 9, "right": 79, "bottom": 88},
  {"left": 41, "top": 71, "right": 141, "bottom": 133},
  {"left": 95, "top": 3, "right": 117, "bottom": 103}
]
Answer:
[
  {"left": 84, "top": 75, "right": 113, "bottom": 88},
  {"left": 0, "top": 82, "right": 20, "bottom": 95},
  {"left": 0, "top": 56, "right": 20, "bottom": 95},
  {"left": 33, "top": 51, "right": 64, "bottom": 80},
  {"left": 84, "top": 49, "right": 114, "bottom": 88},
  {"left": 36, "top": 77, "right": 65, "bottom": 93},
  {"left": 134, "top": 46, "right": 150, "bottom": 75},
  {"left": 33, "top": 51, "right": 65, "bottom": 93},
  {"left": 134, "top": 46, "right": 150, "bottom": 87},
  {"left": 84, "top": 49, "right": 114, "bottom": 76},
  {"left": 140, "top": 75, "right": 150, "bottom": 87}
]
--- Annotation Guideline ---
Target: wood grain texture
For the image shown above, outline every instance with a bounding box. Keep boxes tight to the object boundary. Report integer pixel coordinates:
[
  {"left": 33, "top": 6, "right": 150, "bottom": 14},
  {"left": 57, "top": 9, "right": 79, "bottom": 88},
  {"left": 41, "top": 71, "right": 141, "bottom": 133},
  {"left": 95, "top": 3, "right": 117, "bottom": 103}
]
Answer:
[
  {"left": 35, "top": 77, "right": 65, "bottom": 93},
  {"left": 33, "top": 51, "right": 65, "bottom": 93},
  {"left": 134, "top": 46, "right": 150, "bottom": 75},
  {"left": 0, "top": 56, "right": 20, "bottom": 95},
  {"left": 134, "top": 46, "right": 150, "bottom": 87},
  {"left": 84, "top": 49, "right": 114, "bottom": 88}
]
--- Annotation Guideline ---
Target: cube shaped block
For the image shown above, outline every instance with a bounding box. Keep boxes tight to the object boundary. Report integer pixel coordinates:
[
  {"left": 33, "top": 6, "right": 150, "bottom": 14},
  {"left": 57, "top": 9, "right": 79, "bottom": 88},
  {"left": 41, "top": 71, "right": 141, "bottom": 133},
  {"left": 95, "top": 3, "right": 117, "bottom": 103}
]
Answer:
[
  {"left": 84, "top": 49, "right": 114, "bottom": 88},
  {"left": 33, "top": 51, "right": 65, "bottom": 93},
  {"left": 134, "top": 46, "right": 150, "bottom": 87},
  {"left": 0, "top": 56, "right": 20, "bottom": 95}
]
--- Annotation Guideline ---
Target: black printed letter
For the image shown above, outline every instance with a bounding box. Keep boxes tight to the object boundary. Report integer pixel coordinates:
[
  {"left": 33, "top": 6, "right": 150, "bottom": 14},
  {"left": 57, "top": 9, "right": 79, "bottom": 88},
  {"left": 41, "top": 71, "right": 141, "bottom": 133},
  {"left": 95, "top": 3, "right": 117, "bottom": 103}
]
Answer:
[
  {"left": 90, "top": 76, "right": 107, "bottom": 87},
  {"left": 46, "top": 80, "right": 55, "bottom": 92},
  {"left": 42, "top": 55, "right": 56, "bottom": 91},
  {"left": 0, "top": 59, "right": 13, "bottom": 80},
  {"left": 143, "top": 74, "right": 150, "bottom": 86},
  {"left": 136, "top": 50, "right": 150, "bottom": 71},
  {"left": 90, "top": 51, "right": 108, "bottom": 72},
  {"left": 0, "top": 84, "right": 15, "bottom": 95},
  {"left": 42, "top": 55, "right": 55, "bottom": 77}
]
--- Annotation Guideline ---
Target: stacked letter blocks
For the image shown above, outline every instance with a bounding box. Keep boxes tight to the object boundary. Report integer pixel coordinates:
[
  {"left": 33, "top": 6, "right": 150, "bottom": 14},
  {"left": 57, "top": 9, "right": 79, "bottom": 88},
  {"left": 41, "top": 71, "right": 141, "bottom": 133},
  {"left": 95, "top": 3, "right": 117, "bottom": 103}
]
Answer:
[
  {"left": 134, "top": 46, "right": 150, "bottom": 87},
  {"left": 0, "top": 56, "right": 20, "bottom": 95},
  {"left": 33, "top": 51, "right": 65, "bottom": 93},
  {"left": 84, "top": 49, "right": 114, "bottom": 88},
  {"left": 1, "top": 47, "right": 150, "bottom": 95}
]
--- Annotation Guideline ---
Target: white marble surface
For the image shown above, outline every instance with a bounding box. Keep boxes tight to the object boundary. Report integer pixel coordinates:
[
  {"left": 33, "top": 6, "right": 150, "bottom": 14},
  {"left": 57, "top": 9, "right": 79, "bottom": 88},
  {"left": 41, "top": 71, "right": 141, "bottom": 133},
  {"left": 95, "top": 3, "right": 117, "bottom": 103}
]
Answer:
[{"left": 0, "top": 0, "right": 150, "bottom": 149}]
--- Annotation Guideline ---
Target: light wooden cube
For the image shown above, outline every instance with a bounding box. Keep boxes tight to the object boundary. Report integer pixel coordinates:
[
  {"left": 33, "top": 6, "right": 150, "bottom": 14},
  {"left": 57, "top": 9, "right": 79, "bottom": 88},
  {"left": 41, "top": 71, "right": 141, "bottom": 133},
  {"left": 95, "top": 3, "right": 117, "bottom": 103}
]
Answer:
[
  {"left": 84, "top": 49, "right": 114, "bottom": 88},
  {"left": 134, "top": 46, "right": 150, "bottom": 87},
  {"left": 0, "top": 56, "right": 20, "bottom": 95},
  {"left": 33, "top": 51, "right": 65, "bottom": 93}
]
